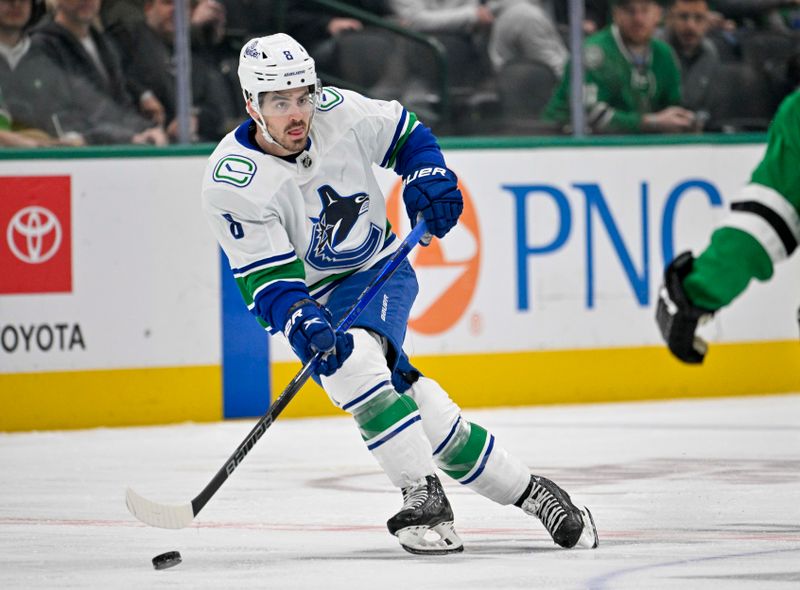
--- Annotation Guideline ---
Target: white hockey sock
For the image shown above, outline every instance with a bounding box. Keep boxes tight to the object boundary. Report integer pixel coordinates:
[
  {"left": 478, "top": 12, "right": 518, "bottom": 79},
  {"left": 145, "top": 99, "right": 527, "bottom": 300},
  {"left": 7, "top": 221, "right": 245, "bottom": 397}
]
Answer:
[
  {"left": 436, "top": 420, "right": 530, "bottom": 505},
  {"left": 407, "top": 377, "right": 529, "bottom": 505},
  {"left": 352, "top": 389, "right": 435, "bottom": 488},
  {"left": 321, "top": 329, "right": 435, "bottom": 488}
]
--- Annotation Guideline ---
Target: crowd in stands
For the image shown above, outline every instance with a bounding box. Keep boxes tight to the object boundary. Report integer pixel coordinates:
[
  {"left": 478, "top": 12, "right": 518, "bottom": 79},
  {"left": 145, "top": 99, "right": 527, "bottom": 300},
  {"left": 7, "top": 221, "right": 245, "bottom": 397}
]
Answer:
[{"left": 1, "top": 0, "right": 798, "bottom": 146}]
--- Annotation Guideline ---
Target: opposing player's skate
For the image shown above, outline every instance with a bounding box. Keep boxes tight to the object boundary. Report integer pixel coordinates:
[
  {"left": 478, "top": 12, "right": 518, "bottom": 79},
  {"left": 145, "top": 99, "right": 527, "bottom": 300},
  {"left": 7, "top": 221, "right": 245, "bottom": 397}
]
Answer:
[
  {"left": 516, "top": 475, "right": 598, "bottom": 549},
  {"left": 387, "top": 474, "right": 464, "bottom": 555}
]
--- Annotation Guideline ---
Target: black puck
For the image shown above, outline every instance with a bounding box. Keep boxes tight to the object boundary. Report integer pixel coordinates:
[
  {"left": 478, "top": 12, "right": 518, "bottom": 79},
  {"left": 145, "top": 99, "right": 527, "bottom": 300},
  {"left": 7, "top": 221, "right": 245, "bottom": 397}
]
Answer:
[{"left": 152, "top": 550, "right": 182, "bottom": 570}]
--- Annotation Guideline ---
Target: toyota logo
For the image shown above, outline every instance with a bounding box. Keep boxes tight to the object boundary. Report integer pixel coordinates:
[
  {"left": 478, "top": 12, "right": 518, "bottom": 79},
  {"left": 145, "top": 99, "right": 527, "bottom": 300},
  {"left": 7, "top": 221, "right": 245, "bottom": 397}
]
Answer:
[{"left": 6, "top": 205, "right": 63, "bottom": 264}]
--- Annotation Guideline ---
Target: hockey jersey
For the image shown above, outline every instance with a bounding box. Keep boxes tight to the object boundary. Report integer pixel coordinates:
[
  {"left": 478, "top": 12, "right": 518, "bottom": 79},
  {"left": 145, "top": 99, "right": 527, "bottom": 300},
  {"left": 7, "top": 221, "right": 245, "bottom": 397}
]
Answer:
[
  {"left": 544, "top": 25, "right": 682, "bottom": 133},
  {"left": 684, "top": 89, "right": 800, "bottom": 310},
  {"left": 201, "top": 87, "right": 423, "bottom": 331}
]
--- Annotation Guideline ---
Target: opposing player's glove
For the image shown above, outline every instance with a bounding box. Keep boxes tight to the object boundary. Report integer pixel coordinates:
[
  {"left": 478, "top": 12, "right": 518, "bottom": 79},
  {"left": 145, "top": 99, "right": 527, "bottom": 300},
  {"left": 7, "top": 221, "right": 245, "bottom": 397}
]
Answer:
[
  {"left": 283, "top": 298, "right": 354, "bottom": 376},
  {"left": 655, "top": 252, "right": 714, "bottom": 364},
  {"left": 402, "top": 165, "right": 463, "bottom": 240}
]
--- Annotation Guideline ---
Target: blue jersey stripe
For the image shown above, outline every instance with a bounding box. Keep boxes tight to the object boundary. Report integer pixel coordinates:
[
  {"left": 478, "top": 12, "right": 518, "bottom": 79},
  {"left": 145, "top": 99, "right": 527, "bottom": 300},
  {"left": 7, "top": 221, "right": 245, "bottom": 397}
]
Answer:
[
  {"left": 232, "top": 251, "right": 296, "bottom": 275},
  {"left": 342, "top": 380, "right": 391, "bottom": 412},
  {"left": 433, "top": 416, "right": 461, "bottom": 456},
  {"left": 461, "top": 434, "right": 495, "bottom": 485},
  {"left": 380, "top": 109, "right": 408, "bottom": 168},
  {"left": 367, "top": 414, "right": 421, "bottom": 450}
]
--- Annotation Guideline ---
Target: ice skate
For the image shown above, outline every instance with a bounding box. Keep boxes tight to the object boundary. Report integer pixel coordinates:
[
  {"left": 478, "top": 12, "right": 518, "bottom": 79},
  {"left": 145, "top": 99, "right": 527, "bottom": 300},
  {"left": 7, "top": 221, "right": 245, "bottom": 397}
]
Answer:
[
  {"left": 387, "top": 474, "right": 464, "bottom": 555},
  {"left": 516, "top": 475, "right": 598, "bottom": 549}
]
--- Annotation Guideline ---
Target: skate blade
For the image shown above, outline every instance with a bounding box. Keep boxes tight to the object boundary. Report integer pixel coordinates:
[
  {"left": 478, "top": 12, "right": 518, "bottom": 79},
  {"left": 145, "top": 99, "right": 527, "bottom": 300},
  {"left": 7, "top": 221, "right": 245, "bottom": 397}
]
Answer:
[
  {"left": 576, "top": 506, "right": 599, "bottom": 549},
  {"left": 396, "top": 521, "right": 464, "bottom": 555}
]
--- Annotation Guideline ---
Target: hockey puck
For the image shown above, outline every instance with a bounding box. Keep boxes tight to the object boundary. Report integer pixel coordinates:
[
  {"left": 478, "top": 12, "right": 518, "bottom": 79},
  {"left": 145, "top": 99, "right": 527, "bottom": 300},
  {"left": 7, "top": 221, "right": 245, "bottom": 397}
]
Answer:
[{"left": 152, "top": 550, "right": 182, "bottom": 570}]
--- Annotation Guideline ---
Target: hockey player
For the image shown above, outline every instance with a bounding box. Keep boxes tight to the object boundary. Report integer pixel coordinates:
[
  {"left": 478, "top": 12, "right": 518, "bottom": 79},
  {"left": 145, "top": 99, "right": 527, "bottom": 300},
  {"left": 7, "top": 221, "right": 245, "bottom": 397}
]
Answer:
[
  {"left": 201, "top": 33, "right": 598, "bottom": 554},
  {"left": 656, "top": 89, "right": 800, "bottom": 363}
]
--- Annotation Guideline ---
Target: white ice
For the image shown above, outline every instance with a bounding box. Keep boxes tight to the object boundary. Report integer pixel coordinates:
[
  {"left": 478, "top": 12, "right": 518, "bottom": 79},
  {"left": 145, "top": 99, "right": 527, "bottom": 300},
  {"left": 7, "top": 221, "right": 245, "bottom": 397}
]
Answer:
[{"left": 1, "top": 394, "right": 799, "bottom": 589}]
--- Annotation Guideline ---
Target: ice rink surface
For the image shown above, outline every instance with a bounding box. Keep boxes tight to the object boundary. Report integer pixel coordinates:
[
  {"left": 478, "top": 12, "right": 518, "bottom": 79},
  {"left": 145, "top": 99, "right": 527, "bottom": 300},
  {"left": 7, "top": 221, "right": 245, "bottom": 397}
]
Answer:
[{"left": 1, "top": 393, "right": 799, "bottom": 590}]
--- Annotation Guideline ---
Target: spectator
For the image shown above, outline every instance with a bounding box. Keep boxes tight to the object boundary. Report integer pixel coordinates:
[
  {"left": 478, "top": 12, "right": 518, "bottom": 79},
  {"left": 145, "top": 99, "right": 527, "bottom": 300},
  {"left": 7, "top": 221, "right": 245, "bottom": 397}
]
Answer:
[
  {"left": 276, "top": 1, "right": 392, "bottom": 76},
  {"left": 664, "top": 0, "right": 719, "bottom": 117},
  {"left": 0, "top": 85, "right": 63, "bottom": 146},
  {"left": 191, "top": 0, "right": 226, "bottom": 48},
  {"left": 544, "top": 0, "right": 697, "bottom": 134},
  {"left": 32, "top": 0, "right": 167, "bottom": 143},
  {"left": 102, "top": 0, "right": 227, "bottom": 54},
  {"left": 551, "top": 0, "right": 612, "bottom": 35},
  {"left": 0, "top": 0, "right": 87, "bottom": 145},
  {"left": 391, "top": 0, "right": 568, "bottom": 78},
  {"left": 110, "top": 0, "right": 233, "bottom": 141},
  {"left": 711, "top": 0, "right": 800, "bottom": 31}
]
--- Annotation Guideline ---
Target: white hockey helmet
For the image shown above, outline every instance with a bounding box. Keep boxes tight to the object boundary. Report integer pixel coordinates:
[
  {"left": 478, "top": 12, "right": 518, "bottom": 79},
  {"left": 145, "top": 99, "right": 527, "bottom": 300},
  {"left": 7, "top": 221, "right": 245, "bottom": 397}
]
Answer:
[{"left": 238, "top": 34, "right": 320, "bottom": 143}]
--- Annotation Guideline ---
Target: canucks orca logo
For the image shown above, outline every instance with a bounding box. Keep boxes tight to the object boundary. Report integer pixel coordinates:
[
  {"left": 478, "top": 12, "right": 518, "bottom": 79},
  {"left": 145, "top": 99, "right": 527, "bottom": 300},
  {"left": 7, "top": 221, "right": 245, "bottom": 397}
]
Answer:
[{"left": 306, "top": 184, "right": 383, "bottom": 270}]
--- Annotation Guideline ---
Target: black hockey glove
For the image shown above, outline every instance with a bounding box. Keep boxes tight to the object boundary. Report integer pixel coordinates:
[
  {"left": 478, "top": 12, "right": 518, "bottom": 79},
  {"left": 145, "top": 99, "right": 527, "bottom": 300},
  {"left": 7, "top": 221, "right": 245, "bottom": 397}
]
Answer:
[
  {"left": 402, "top": 165, "right": 463, "bottom": 240},
  {"left": 284, "top": 298, "right": 354, "bottom": 376},
  {"left": 655, "top": 251, "right": 714, "bottom": 364}
]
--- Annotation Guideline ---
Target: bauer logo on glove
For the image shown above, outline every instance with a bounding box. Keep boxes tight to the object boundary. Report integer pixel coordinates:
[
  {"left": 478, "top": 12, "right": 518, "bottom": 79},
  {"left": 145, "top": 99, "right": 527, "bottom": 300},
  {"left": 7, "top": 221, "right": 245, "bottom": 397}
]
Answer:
[
  {"left": 402, "top": 165, "right": 463, "bottom": 240},
  {"left": 403, "top": 167, "right": 448, "bottom": 185}
]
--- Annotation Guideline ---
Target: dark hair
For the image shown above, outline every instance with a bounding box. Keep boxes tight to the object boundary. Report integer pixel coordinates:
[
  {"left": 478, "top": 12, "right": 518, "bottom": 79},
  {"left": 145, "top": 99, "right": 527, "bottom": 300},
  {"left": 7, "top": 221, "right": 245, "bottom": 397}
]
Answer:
[{"left": 28, "top": 0, "right": 47, "bottom": 30}]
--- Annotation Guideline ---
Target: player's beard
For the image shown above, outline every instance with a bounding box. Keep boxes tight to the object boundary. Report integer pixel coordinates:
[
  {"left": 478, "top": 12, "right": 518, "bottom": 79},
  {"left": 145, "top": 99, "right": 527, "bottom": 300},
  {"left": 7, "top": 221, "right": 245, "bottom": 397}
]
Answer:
[{"left": 273, "top": 121, "right": 309, "bottom": 154}]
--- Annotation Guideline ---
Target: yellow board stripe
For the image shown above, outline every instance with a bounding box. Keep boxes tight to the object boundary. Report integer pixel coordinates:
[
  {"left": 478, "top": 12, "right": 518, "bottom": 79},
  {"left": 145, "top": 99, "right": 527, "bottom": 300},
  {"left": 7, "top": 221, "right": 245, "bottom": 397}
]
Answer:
[
  {"left": 0, "top": 366, "right": 221, "bottom": 432},
  {"left": 275, "top": 340, "right": 800, "bottom": 419},
  {"left": 2, "top": 341, "right": 797, "bottom": 431}
]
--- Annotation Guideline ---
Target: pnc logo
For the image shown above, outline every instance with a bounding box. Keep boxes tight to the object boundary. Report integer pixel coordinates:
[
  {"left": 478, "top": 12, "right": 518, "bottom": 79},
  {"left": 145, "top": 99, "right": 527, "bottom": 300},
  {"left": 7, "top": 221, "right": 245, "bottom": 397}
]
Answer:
[
  {"left": 0, "top": 176, "right": 72, "bottom": 295},
  {"left": 387, "top": 174, "right": 480, "bottom": 334}
]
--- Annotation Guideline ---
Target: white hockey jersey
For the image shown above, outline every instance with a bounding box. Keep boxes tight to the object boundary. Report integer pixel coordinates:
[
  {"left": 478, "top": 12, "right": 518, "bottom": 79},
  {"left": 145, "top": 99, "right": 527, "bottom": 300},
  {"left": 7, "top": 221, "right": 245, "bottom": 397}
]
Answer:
[{"left": 201, "top": 87, "right": 420, "bottom": 330}]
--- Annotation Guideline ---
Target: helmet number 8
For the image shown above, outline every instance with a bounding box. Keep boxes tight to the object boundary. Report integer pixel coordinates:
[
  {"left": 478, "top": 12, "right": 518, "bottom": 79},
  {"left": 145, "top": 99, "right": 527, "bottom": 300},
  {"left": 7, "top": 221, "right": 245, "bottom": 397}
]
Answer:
[{"left": 283, "top": 51, "right": 294, "bottom": 60}]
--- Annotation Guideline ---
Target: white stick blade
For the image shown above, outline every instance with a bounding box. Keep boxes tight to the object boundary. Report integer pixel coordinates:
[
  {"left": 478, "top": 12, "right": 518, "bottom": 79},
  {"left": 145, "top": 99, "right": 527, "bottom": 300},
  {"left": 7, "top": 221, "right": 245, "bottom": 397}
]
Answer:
[{"left": 125, "top": 487, "right": 195, "bottom": 529}]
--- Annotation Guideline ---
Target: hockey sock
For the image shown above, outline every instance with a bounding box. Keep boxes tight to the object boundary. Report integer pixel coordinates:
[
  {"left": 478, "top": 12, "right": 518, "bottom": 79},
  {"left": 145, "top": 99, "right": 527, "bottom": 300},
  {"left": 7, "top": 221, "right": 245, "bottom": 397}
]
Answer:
[
  {"left": 435, "top": 420, "right": 530, "bottom": 505},
  {"left": 352, "top": 388, "right": 435, "bottom": 488}
]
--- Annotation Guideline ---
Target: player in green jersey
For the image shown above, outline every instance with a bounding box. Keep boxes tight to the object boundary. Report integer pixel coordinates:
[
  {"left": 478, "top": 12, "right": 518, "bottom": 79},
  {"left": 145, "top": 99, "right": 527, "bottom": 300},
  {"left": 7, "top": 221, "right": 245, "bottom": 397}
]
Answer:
[
  {"left": 656, "top": 89, "right": 800, "bottom": 362},
  {"left": 544, "top": 0, "right": 697, "bottom": 134}
]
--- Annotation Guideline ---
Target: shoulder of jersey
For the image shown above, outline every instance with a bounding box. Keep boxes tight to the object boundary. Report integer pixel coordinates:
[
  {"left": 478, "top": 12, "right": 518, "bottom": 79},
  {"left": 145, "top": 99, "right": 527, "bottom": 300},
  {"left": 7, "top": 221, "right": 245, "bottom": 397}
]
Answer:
[
  {"left": 205, "top": 130, "right": 286, "bottom": 192},
  {"left": 315, "top": 86, "right": 378, "bottom": 129}
]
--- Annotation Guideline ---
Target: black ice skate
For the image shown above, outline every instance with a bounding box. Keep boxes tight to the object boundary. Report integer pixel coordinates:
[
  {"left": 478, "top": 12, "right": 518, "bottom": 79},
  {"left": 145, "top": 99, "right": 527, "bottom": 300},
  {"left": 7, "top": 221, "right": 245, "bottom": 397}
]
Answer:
[
  {"left": 516, "top": 475, "right": 598, "bottom": 549},
  {"left": 387, "top": 474, "right": 464, "bottom": 555}
]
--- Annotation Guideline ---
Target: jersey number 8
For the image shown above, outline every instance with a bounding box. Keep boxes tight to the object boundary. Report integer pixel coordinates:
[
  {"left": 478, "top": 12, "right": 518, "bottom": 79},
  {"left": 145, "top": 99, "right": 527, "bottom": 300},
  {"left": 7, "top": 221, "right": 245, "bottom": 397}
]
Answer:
[{"left": 222, "top": 213, "right": 245, "bottom": 239}]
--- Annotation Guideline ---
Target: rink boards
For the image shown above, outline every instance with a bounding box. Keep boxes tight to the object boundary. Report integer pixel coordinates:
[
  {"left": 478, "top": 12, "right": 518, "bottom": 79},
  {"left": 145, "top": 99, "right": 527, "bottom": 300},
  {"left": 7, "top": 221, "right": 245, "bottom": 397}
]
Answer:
[{"left": 1, "top": 138, "right": 799, "bottom": 430}]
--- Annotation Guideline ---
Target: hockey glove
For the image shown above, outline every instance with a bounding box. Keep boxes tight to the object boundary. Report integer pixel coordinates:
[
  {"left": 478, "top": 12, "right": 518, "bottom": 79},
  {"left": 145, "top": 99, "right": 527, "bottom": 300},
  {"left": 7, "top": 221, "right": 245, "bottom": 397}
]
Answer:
[
  {"left": 284, "top": 298, "right": 354, "bottom": 376},
  {"left": 655, "top": 252, "right": 714, "bottom": 364},
  {"left": 402, "top": 165, "right": 463, "bottom": 240}
]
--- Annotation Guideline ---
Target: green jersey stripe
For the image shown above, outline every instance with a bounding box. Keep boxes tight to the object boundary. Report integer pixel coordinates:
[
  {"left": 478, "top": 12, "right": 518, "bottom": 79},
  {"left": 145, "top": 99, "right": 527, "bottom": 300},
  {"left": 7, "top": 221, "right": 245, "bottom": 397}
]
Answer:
[
  {"left": 235, "top": 258, "right": 306, "bottom": 306},
  {"left": 358, "top": 395, "right": 419, "bottom": 441},
  {"left": 386, "top": 112, "right": 419, "bottom": 170},
  {"left": 439, "top": 422, "right": 489, "bottom": 481}
]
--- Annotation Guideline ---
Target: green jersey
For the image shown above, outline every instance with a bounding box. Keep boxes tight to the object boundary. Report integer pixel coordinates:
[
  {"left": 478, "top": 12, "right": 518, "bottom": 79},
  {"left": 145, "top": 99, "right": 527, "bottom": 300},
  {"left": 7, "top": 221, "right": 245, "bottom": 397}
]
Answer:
[
  {"left": 544, "top": 26, "right": 682, "bottom": 133},
  {"left": 684, "top": 90, "right": 800, "bottom": 310}
]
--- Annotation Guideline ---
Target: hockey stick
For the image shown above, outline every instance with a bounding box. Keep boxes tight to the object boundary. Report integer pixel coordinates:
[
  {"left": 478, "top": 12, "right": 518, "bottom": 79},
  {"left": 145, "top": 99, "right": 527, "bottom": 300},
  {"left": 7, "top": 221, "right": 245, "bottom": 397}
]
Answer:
[{"left": 126, "top": 220, "right": 429, "bottom": 529}]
